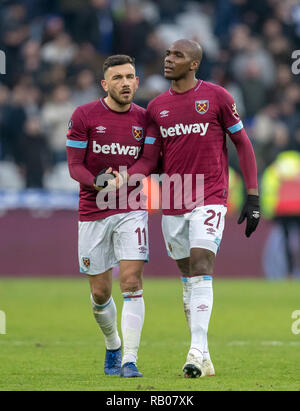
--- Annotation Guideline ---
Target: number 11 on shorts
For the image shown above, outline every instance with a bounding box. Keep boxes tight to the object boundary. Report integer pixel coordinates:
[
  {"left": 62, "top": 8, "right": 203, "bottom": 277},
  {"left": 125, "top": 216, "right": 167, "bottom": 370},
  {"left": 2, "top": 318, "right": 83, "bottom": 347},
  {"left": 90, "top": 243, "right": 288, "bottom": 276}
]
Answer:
[{"left": 135, "top": 227, "right": 147, "bottom": 246}]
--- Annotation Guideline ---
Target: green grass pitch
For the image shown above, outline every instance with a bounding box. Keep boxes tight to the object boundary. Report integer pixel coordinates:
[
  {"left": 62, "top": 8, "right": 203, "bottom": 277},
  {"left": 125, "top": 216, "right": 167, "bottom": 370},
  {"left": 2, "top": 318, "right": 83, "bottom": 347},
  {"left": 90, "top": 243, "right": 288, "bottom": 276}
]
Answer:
[{"left": 0, "top": 277, "right": 299, "bottom": 391}]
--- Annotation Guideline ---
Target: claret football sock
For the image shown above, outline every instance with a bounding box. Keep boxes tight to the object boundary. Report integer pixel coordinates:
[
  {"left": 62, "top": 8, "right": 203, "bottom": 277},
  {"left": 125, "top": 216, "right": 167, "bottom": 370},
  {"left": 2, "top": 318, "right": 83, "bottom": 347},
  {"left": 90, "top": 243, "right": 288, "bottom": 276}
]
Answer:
[
  {"left": 121, "top": 290, "right": 145, "bottom": 366},
  {"left": 182, "top": 275, "right": 213, "bottom": 361},
  {"left": 90, "top": 294, "right": 121, "bottom": 350}
]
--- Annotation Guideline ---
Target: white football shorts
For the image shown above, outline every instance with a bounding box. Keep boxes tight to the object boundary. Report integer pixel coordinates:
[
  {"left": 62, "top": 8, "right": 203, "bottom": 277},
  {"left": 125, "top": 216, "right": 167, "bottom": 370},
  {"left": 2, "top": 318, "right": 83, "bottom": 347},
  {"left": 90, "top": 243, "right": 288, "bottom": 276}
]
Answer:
[
  {"left": 162, "top": 205, "right": 227, "bottom": 260},
  {"left": 78, "top": 210, "right": 149, "bottom": 275}
]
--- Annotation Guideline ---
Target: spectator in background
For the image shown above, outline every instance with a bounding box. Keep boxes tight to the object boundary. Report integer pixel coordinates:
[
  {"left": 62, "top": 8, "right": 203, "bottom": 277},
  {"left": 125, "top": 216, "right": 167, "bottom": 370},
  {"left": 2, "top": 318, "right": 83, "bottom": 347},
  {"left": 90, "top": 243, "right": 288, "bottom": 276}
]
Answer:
[
  {"left": 113, "top": 1, "right": 154, "bottom": 67},
  {"left": 239, "top": 61, "right": 267, "bottom": 119},
  {"left": 0, "top": 0, "right": 299, "bottom": 192},
  {"left": 71, "top": 69, "right": 100, "bottom": 107},
  {"left": 41, "top": 31, "right": 77, "bottom": 65},
  {"left": 0, "top": 85, "right": 11, "bottom": 161},
  {"left": 41, "top": 84, "right": 75, "bottom": 163},
  {"left": 152, "top": 0, "right": 184, "bottom": 23},
  {"left": 21, "top": 40, "right": 42, "bottom": 76},
  {"left": 67, "top": 42, "right": 104, "bottom": 79},
  {"left": 272, "top": 64, "right": 294, "bottom": 102},
  {"left": 23, "top": 85, "right": 42, "bottom": 118},
  {"left": 214, "top": 0, "right": 244, "bottom": 44},
  {"left": 0, "top": 25, "right": 29, "bottom": 87},
  {"left": 210, "top": 67, "right": 246, "bottom": 118},
  {"left": 4, "top": 84, "right": 27, "bottom": 165},
  {"left": 74, "top": 0, "right": 114, "bottom": 55},
  {"left": 230, "top": 35, "right": 276, "bottom": 90},
  {"left": 21, "top": 0, "right": 59, "bottom": 19},
  {"left": 39, "top": 63, "right": 68, "bottom": 94},
  {"left": 138, "top": 30, "right": 167, "bottom": 78},
  {"left": 22, "top": 116, "right": 50, "bottom": 188},
  {"left": 40, "top": 15, "right": 65, "bottom": 45},
  {"left": 59, "top": 0, "right": 86, "bottom": 39}
]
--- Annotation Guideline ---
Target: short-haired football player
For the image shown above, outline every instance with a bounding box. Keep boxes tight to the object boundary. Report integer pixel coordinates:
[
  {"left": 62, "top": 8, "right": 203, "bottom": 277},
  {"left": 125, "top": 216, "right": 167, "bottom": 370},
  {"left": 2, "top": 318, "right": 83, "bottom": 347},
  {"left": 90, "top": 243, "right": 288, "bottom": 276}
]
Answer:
[
  {"left": 109, "top": 39, "right": 260, "bottom": 378},
  {"left": 66, "top": 55, "right": 148, "bottom": 378}
]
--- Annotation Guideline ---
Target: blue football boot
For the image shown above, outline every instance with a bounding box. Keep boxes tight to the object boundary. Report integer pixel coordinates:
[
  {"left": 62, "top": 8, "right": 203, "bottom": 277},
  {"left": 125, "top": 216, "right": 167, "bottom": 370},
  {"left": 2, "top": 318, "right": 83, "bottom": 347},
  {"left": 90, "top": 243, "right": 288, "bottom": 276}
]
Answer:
[
  {"left": 104, "top": 346, "right": 122, "bottom": 375},
  {"left": 120, "top": 362, "right": 143, "bottom": 378}
]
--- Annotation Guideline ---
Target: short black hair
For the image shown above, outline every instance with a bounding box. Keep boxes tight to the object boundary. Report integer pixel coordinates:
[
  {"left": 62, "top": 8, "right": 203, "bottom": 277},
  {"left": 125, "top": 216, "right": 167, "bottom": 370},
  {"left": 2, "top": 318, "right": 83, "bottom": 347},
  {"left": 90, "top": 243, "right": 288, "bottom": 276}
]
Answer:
[{"left": 103, "top": 54, "right": 135, "bottom": 74}]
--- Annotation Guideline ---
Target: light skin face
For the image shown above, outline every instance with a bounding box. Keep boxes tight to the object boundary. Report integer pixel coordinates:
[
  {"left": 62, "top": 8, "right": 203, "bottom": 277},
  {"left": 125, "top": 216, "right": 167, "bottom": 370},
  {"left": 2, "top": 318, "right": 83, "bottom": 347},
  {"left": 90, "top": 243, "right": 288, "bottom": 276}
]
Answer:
[
  {"left": 93, "top": 63, "right": 139, "bottom": 191},
  {"left": 92, "top": 64, "right": 144, "bottom": 298},
  {"left": 101, "top": 63, "right": 139, "bottom": 112}
]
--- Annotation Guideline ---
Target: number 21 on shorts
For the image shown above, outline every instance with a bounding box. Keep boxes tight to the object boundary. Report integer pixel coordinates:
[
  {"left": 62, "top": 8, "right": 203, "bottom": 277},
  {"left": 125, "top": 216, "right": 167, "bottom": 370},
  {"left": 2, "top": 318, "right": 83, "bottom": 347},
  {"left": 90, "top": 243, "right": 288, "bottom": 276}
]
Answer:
[{"left": 204, "top": 209, "right": 222, "bottom": 230}]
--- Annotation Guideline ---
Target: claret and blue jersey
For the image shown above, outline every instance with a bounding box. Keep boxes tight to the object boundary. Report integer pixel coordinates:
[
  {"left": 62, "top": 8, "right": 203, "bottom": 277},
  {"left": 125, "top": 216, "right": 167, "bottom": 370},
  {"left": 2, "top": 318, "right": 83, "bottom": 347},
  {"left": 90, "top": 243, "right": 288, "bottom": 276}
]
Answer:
[
  {"left": 129, "top": 79, "right": 257, "bottom": 215},
  {"left": 66, "top": 98, "right": 147, "bottom": 221}
]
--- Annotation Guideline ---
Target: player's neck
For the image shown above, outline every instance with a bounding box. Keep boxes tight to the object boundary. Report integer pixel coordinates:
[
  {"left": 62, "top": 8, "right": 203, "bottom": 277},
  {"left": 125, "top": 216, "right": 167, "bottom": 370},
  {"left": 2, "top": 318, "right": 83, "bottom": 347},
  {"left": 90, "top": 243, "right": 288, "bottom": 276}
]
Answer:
[
  {"left": 171, "top": 77, "right": 198, "bottom": 94},
  {"left": 104, "top": 96, "right": 131, "bottom": 113}
]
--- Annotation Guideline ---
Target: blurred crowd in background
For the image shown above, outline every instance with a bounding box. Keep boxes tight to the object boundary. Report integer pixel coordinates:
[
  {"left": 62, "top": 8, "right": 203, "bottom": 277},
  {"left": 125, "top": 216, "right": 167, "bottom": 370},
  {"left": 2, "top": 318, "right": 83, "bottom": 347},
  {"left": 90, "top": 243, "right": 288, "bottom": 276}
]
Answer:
[
  {"left": 0, "top": 0, "right": 299, "bottom": 279},
  {"left": 0, "top": 0, "right": 299, "bottom": 191}
]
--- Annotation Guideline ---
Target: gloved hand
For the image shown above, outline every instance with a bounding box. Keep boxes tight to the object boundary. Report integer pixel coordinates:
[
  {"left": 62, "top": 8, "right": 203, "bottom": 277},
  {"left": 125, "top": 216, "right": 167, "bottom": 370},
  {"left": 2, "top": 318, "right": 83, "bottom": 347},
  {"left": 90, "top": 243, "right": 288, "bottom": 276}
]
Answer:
[{"left": 238, "top": 194, "right": 260, "bottom": 238}]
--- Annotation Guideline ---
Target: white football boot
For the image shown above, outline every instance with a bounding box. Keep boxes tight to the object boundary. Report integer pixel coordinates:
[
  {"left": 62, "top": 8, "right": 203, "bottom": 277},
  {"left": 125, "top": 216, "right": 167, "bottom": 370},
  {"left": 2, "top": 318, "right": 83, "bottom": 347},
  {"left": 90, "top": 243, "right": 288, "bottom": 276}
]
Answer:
[
  {"left": 201, "top": 358, "right": 215, "bottom": 377},
  {"left": 182, "top": 352, "right": 204, "bottom": 378}
]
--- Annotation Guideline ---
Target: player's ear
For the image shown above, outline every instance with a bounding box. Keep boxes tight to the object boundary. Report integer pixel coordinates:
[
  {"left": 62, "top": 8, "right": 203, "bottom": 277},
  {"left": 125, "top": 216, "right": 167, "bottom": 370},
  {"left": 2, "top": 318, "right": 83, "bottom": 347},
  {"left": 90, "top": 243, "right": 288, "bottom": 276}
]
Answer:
[
  {"left": 135, "top": 76, "right": 140, "bottom": 89},
  {"left": 101, "top": 79, "right": 108, "bottom": 92},
  {"left": 190, "top": 60, "right": 199, "bottom": 72}
]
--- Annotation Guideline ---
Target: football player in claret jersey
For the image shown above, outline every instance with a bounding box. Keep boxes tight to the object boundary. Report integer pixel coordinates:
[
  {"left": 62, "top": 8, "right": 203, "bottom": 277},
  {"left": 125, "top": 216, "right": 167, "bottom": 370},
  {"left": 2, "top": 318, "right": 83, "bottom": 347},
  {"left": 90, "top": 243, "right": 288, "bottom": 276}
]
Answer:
[
  {"left": 111, "top": 39, "right": 261, "bottom": 378},
  {"left": 66, "top": 55, "right": 148, "bottom": 378}
]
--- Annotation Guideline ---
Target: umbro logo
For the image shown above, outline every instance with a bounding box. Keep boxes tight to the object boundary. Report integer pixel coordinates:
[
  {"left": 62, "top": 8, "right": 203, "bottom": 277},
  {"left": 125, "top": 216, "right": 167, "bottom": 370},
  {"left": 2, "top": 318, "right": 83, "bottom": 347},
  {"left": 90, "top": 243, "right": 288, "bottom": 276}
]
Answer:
[
  {"left": 197, "top": 304, "right": 208, "bottom": 312},
  {"left": 253, "top": 211, "right": 260, "bottom": 219},
  {"left": 96, "top": 126, "right": 106, "bottom": 133},
  {"left": 160, "top": 110, "right": 169, "bottom": 118}
]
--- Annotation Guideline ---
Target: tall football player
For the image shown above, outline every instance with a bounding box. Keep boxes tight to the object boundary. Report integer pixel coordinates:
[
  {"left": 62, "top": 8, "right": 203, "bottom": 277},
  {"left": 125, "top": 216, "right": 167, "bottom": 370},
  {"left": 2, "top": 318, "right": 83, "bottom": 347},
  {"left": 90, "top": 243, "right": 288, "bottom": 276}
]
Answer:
[
  {"left": 110, "top": 39, "right": 260, "bottom": 378},
  {"left": 66, "top": 55, "right": 148, "bottom": 378}
]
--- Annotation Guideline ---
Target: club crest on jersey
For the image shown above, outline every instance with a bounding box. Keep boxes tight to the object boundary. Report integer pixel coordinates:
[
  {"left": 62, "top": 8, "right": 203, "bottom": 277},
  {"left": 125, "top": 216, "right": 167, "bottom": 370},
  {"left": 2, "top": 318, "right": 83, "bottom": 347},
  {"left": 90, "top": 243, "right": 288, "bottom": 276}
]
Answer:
[
  {"left": 232, "top": 103, "right": 240, "bottom": 120},
  {"left": 132, "top": 126, "right": 143, "bottom": 141},
  {"left": 195, "top": 100, "right": 209, "bottom": 115},
  {"left": 82, "top": 257, "right": 90, "bottom": 269}
]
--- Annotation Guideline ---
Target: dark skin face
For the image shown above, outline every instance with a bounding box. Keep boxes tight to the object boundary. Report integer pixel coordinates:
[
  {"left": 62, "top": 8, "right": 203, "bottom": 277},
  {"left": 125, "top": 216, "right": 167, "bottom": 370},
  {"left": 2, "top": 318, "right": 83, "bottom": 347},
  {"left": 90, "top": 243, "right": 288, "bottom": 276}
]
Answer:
[{"left": 164, "top": 40, "right": 202, "bottom": 82}]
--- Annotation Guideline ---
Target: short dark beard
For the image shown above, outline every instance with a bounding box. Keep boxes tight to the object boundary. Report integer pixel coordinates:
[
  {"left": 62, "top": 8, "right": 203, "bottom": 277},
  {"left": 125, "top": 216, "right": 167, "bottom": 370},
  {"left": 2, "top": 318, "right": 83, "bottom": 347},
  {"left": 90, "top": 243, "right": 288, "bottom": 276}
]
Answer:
[{"left": 109, "top": 89, "right": 132, "bottom": 106}]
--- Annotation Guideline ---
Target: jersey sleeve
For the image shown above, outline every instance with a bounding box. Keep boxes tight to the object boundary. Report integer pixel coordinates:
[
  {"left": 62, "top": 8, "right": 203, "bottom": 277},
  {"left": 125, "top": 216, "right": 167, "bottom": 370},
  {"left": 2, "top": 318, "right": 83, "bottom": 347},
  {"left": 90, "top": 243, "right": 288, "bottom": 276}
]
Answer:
[
  {"left": 217, "top": 87, "right": 258, "bottom": 190},
  {"left": 127, "top": 105, "right": 161, "bottom": 177},
  {"left": 66, "top": 107, "right": 95, "bottom": 187},
  {"left": 217, "top": 86, "right": 244, "bottom": 135}
]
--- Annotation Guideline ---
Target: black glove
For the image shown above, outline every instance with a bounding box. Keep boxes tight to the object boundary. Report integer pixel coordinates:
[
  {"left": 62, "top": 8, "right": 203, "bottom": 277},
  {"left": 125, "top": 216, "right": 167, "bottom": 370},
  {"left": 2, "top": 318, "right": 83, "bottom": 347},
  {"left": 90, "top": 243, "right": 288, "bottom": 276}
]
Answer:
[
  {"left": 238, "top": 194, "right": 260, "bottom": 238},
  {"left": 94, "top": 168, "right": 115, "bottom": 189}
]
